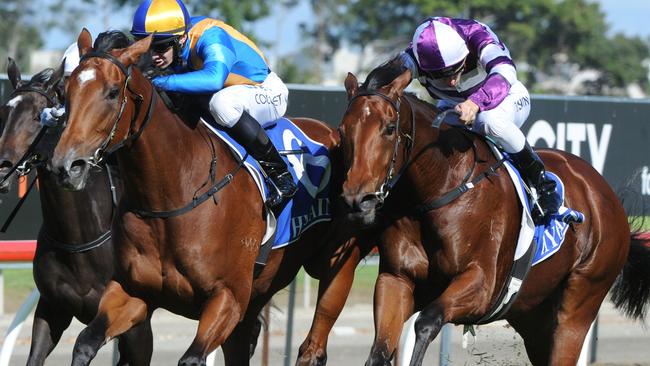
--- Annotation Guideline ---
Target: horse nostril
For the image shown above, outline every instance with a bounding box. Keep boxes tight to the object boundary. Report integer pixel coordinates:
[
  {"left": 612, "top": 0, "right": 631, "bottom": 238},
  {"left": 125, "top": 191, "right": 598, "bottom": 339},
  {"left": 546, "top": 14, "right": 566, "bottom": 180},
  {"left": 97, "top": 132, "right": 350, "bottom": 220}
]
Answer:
[
  {"left": 69, "top": 159, "right": 87, "bottom": 178},
  {"left": 0, "top": 160, "right": 13, "bottom": 170},
  {"left": 357, "top": 194, "right": 382, "bottom": 212}
]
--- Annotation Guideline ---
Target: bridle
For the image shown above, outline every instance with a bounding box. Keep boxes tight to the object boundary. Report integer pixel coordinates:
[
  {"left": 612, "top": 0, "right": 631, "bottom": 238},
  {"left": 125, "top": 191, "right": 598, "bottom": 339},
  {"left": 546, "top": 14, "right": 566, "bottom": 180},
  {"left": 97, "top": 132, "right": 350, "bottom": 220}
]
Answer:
[
  {"left": 78, "top": 51, "right": 156, "bottom": 165},
  {"left": 345, "top": 90, "right": 416, "bottom": 207},
  {"left": 78, "top": 50, "right": 244, "bottom": 219},
  {"left": 0, "top": 84, "right": 60, "bottom": 185},
  {"left": 344, "top": 93, "right": 506, "bottom": 214}
]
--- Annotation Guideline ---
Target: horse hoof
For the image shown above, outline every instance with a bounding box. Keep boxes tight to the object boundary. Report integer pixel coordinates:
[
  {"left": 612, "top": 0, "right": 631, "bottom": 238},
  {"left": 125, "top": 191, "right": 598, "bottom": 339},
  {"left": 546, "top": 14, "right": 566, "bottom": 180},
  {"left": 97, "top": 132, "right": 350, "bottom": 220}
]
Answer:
[
  {"left": 177, "top": 356, "right": 206, "bottom": 366},
  {"left": 296, "top": 351, "right": 327, "bottom": 366}
]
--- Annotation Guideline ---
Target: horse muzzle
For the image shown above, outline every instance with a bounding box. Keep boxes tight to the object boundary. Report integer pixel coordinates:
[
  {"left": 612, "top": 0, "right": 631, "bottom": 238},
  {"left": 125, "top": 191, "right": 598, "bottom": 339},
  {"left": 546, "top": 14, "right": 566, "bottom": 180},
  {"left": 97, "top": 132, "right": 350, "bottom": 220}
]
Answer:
[
  {"left": 0, "top": 164, "right": 14, "bottom": 193},
  {"left": 50, "top": 154, "right": 92, "bottom": 191},
  {"left": 341, "top": 192, "right": 384, "bottom": 226}
]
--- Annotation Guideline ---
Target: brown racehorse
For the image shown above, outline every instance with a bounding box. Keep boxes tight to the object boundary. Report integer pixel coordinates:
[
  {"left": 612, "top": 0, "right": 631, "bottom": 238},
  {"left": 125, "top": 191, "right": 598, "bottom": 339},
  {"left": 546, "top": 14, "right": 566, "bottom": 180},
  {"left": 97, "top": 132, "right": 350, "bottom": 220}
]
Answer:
[
  {"left": 49, "top": 29, "right": 375, "bottom": 366},
  {"left": 337, "top": 57, "right": 650, "bottom": 366},
  {"left": 0, "top": 57, "right": 153, "bottom": 365}
]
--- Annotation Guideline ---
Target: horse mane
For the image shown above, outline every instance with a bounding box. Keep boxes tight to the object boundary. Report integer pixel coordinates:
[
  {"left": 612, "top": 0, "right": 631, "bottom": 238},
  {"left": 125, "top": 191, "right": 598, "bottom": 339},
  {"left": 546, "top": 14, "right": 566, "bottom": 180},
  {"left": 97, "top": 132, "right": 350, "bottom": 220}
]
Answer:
[
  {"left": 361, "top": 55, "right": 408, "bottom": 91},
  {"left": 361, "top": 55, "right": 439, "bottom": 113},
  {"left": 29, "top": 68, "right": 55, "bottom": 87},
  {"left": 92, "top": 30, "right": 153, "bottom": 72}
]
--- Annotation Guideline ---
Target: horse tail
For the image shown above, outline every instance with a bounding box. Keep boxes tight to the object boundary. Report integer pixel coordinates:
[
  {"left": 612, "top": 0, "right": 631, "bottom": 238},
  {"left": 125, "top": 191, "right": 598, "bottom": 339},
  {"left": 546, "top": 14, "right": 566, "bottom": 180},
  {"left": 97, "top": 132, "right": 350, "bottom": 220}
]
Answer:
[
  {"left": 610, "top": 172, "right": 650, "bottom": 321},
  {"left": 610, "top": 220, "right": 650, "bottom": 321}
]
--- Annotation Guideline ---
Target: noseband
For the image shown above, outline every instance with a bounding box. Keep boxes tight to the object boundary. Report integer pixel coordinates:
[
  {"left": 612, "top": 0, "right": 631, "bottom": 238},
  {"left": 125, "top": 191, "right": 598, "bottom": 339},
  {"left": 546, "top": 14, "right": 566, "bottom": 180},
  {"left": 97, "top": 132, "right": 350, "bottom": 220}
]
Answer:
[
  {"left": 78, "top": 51, "right": 156, "bottom": 165},
  {"left": 346, "top": 91, "right": 415, "bottom": 206}
]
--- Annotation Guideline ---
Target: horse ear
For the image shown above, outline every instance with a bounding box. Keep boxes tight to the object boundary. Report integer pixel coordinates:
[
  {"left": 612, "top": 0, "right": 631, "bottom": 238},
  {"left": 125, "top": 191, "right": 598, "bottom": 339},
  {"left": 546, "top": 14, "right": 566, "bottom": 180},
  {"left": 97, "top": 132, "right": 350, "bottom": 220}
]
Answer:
[
  {"left": 118, "top": 35, "right": 153, "bottom": 67},
  {"left": 77, "top": 28, "right": 93, "bottom": 57},
  {"left": 7, "top": 57, "right": 22, "bottom": 89},
  {"left": 45, "top": 60, "right": 66, "bottom": 102},
  {"left": 386, "top": 69, "right": 412, "bottom": 98},
  {"left": 344, "top": 72, "right": 359, "bottom": 100}
]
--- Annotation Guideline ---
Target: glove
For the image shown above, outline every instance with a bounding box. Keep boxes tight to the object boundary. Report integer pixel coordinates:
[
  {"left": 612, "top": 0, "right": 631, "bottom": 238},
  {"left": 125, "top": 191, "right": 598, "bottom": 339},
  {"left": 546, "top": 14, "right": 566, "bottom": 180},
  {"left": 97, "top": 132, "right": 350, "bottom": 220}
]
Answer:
[
  {"left": 151, "top": 76, "right": 168, "bottom": 90},
  {"left": 40, "top": 106, "right": 66, "bottom": 127}
]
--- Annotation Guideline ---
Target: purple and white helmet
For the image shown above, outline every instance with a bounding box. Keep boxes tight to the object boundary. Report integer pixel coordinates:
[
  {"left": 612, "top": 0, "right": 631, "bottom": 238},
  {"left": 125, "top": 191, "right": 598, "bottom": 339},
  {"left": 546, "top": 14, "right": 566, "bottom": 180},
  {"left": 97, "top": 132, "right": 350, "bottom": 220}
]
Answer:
[{"left": 412, "top": 19, "right": 469, "bottom": 78}]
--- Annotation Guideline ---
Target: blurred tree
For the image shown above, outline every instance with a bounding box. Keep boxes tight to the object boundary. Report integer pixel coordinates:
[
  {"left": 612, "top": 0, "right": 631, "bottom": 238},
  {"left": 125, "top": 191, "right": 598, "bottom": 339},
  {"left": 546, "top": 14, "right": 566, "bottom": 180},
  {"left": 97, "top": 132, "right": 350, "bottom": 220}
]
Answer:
[
  {"left": 296, "top": 0, "right": 649, "bottom": 93},
  {"left": 114, "top": 0, "right": 271, "bottom": 33},
  {"left": 0, "top": 0, "right": 43, "bottom": 72}
]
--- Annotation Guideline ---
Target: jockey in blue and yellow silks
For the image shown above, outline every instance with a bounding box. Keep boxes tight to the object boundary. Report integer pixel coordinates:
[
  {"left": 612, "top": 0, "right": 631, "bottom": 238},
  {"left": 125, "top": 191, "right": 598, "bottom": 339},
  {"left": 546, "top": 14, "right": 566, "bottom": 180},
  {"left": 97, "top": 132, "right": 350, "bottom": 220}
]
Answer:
[{"left": 131, "top": 0, "right": 296, "bottom": 207}]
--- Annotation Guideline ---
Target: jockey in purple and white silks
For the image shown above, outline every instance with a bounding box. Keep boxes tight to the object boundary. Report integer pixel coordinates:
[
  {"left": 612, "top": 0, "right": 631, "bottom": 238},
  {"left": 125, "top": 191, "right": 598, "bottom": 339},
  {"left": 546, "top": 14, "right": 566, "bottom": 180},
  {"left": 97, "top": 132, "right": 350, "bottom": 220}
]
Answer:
[
  {"left": 399, "top": 17, "right": 560, "bottom": 223},
  {"left": 130, "top": 0, "right": 296, "bottom": 207}
]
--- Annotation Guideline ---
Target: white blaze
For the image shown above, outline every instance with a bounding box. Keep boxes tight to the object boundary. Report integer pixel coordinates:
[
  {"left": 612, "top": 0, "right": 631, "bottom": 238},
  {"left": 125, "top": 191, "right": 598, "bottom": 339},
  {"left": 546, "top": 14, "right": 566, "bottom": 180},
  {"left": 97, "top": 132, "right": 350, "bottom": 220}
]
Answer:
[
  {"left": 7, "top": 96, "right": 23, "bottom": 108},
  {"left": 78, "top": 69, "right": 96, "bottom": 85}
]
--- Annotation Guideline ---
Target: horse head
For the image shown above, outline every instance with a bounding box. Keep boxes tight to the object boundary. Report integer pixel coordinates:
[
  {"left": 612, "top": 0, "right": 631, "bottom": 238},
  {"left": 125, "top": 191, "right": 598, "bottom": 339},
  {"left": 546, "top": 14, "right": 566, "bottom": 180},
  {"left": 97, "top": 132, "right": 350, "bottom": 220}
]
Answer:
[
  {"left": 339, "top": 66, "right": 412, "bottom": 226},
  {"left": 0, "top": 58, "right": 64, "bottom": 193},
  {"left": 51, "top": 29, "right": 153, "bottom": 190}
]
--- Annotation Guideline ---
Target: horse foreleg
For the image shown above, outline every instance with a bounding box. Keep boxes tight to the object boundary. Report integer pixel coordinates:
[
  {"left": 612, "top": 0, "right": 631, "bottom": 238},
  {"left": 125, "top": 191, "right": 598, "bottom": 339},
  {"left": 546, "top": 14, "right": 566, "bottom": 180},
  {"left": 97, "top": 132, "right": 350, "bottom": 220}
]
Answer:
[
  {"left": 410, "top": 265, "right": 489, "bottom": 366},
  {"left": 115, "top": 317, "right": 154, "bottom": 366},
  {"left": 366, "top": 272, "right": 415, "bottom": 366},
  {"left": 179, "top": 288, "right": 242, "bottom": 366},
  {"left": 72, "top": 281, "right": 149, "bottom": 366},
  {"left": 26, "top": 300, "right": 73, "bottom": 366},
  {"left": 297, "top": 238, "right": 366, "bottom": 366},
  {"left": 221, "top": 300, "right": 267, "bottom": 366}
]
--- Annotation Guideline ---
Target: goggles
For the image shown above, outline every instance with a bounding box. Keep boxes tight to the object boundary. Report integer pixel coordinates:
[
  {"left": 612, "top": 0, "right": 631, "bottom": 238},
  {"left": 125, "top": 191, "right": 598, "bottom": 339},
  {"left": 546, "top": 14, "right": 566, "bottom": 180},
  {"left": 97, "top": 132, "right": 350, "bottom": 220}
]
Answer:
[
  {"left": 425, "top": 58, "right": 466, "bottom": 79},
  {"left": 150, "top": 37, "right": 179, "bottom": 54}
]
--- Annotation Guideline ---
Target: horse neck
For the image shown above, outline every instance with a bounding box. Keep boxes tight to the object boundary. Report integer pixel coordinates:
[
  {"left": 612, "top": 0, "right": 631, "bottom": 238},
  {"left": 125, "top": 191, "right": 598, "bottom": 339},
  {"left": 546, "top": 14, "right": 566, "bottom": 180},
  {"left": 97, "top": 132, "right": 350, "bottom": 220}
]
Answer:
[
  {"left": 114, "top": 85, "right": 220, "bottom": 211},
  {"left": 36, "top": 165, "right": 114, "bottom": 244},
  {"left": 405, "top": 102, "right": 476, "bottom": 203}
]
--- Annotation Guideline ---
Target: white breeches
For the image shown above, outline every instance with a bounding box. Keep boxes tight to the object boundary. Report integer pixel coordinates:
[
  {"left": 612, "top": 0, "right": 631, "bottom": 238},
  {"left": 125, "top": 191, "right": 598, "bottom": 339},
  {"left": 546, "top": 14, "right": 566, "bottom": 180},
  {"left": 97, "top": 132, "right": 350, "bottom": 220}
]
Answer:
[
  {"left": 208, "top": 72, "right": 289, "bottom": 128},
  {"left": 438, "top": 81, "right": 531, "bottom": 153}
]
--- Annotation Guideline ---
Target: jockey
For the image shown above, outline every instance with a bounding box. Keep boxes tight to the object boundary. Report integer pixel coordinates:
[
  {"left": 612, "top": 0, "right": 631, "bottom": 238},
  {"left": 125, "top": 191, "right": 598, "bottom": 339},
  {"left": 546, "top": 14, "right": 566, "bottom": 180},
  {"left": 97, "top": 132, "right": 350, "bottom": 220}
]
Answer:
[
  {"left": 39, "top": 44, "right": 77, "bottom": 126},
  {"left": 399, "top": 17, "right": 561, "bottom": 223},
  {"left": 130, "top": 0, "right": 296, "bottom": 207}
]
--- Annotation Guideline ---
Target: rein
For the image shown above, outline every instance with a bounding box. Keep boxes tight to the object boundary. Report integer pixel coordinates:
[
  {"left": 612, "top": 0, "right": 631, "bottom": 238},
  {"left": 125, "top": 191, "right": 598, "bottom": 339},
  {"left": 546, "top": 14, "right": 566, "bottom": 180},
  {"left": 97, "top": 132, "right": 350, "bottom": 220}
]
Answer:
[
  {"left": 416, "top": 109, "right": 506, "bottom": 213},
  {"left": 0, "top": 84, "right": 61, "bottom": 185},
  {"left": 0, "top": 85, "right": 60, "bottom": 232},
  {"left": 0, "top": 126, "right": 49, "bottom": 186},
  {"left": 79, "top": 51, "right": 245, "bottom": 219},
  {"left": 346, "top": 91, "right": 415, "bottom": 207},
  {"left": 345, "top": 93, "right": 506, "bottom": 213},
  {"left": 78, "top": 51, "right": 157, "bottom": 165}
]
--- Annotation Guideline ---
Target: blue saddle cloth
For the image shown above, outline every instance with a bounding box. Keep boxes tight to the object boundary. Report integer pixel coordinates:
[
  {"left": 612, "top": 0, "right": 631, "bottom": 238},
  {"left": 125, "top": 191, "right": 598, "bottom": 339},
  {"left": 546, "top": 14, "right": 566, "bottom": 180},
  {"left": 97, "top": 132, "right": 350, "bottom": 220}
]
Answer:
[
  {"left": 506, "top": 161, "right": 585, "bottom": 266},
  {"left": 210, "top": 117, "right": 332, "bottom": 248}
]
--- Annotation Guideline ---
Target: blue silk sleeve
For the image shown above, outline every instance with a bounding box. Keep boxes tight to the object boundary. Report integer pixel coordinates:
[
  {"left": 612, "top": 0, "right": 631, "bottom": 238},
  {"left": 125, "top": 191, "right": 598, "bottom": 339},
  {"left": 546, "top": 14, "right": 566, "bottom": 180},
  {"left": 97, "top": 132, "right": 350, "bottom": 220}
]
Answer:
[{"left": 152, "top": 28, "right": 236, "bottom": 94}]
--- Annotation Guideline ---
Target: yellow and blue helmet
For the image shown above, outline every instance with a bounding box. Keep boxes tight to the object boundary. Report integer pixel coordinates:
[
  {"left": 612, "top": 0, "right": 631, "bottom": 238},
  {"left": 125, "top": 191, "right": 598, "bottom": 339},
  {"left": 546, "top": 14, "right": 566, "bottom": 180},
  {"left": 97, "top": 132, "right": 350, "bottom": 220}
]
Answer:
[{"left": 131, "top": 0, "right": 191, "bottom": 39}]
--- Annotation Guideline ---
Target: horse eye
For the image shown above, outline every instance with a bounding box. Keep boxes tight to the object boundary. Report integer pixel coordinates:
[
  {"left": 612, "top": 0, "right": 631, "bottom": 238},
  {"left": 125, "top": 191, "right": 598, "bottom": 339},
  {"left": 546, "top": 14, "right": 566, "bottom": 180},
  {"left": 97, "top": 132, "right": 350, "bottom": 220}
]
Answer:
[
  {"left": 385, "top": 123, "right": 396, "bottom": 135},
  {"left": 107, "top": 87, "right": 120, "bottom": 100}
]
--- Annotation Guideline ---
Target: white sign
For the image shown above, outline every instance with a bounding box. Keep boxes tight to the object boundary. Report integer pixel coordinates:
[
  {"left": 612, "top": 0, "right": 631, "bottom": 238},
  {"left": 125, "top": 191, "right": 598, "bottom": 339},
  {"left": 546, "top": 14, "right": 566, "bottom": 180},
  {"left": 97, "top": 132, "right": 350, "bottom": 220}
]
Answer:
[{"left": 526, "top": 120, "right": 612, "bottom": 174}]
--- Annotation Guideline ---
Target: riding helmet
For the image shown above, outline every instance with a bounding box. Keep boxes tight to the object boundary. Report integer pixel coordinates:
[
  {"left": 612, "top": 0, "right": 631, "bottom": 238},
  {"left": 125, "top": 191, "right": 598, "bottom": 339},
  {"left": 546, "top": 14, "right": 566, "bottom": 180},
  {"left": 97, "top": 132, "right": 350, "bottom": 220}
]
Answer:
[{"left": 412, "top": 18, "right": 469, "bottom": 79}]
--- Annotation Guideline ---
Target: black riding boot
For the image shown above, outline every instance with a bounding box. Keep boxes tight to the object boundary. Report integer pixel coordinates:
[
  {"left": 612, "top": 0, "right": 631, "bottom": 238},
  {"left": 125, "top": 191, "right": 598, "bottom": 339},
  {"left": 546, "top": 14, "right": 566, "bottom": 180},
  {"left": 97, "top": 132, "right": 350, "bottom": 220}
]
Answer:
[
  {"left": 229, "top": 111, "right": 297, "bottom": 207},
  {"left": 510, "top": 142, "right": 561, "bottom": 223}
]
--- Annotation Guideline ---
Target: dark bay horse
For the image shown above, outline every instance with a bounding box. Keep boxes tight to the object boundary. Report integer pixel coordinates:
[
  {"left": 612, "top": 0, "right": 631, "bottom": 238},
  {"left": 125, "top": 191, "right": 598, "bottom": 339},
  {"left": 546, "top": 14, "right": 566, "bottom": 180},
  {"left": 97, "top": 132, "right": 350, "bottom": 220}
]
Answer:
[
  {"left": 338, "top": 59, "right": 650, "bottom": 365},
  {"left": 0, "top": 57, "right": 153, "bottom": 365},
  {"left": 50, "top": 29, "right": 375, "bottom": 366}
]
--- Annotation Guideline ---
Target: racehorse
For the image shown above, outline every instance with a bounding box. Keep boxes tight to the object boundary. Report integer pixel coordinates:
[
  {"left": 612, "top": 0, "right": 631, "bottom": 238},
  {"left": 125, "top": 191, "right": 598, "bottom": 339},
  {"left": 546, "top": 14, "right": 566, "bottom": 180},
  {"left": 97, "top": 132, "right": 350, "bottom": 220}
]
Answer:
[
  {"left": 337, "top": 57, "right": 650, "bottom": 366},
  {"left": 0, "top": 56, "right": 153, "bottom": 364},
  {"left": 50, "top": 29, "right": 375, "bottom": 366}
]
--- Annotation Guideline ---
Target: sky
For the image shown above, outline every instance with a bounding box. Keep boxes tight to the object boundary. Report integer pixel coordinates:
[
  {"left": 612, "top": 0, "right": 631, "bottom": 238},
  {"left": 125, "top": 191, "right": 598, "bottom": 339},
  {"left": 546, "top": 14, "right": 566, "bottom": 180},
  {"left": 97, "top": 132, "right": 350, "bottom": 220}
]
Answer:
[{"left": 44, "top": 0, "right": 650, "bottom": 58}]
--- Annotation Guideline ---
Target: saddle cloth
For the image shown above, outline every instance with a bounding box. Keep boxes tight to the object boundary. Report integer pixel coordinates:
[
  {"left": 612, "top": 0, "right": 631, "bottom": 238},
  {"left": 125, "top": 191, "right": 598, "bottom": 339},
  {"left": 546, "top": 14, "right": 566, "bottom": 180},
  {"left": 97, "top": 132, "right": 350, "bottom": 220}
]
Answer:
[
  {"left": 500, "top": 152, "right": 585, "bottom": 266},
  {"left": 202, "top": 117, "right": 332, "bottom": 248}
]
